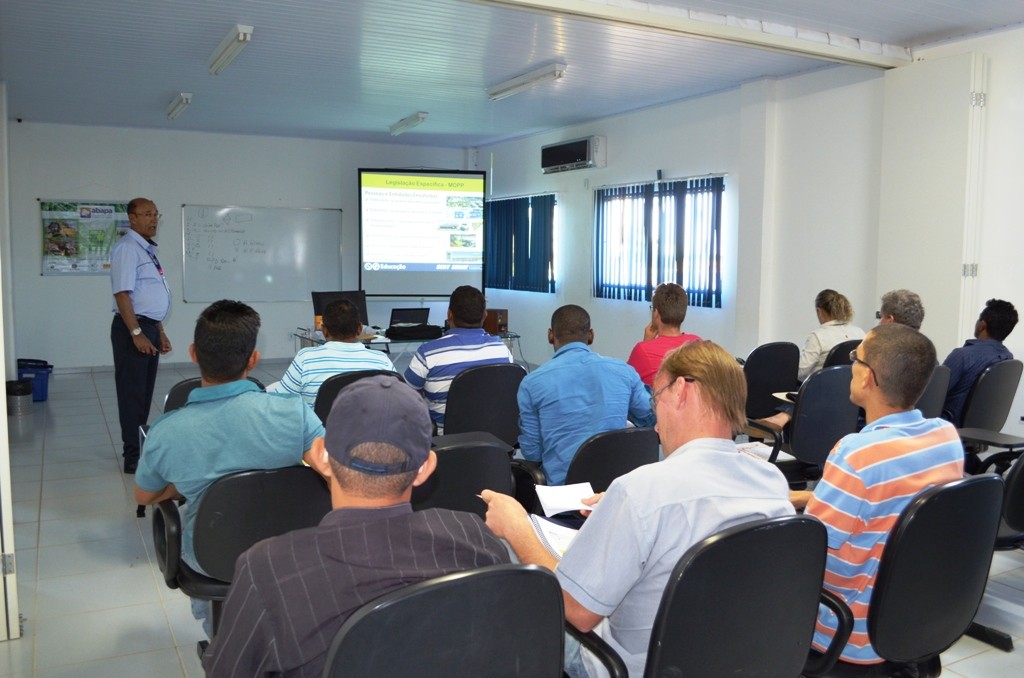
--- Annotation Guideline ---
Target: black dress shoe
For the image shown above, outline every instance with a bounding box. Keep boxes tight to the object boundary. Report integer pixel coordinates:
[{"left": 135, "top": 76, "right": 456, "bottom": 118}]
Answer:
[{"left": 123, "top": 459, "right": 138, "bottom": 474}]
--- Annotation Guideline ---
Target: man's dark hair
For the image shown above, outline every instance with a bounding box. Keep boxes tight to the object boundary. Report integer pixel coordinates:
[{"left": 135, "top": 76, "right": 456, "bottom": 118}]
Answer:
[
  {"left": 331, "top": 443, "right": 418, "bottom": 497},
  {"left": 652, "top": 283, "right": 689, "bottom": 327},
  {"left": 862, "top": 324, "right": 936, "bottom": 409},
  {"left": 449, "top": 285, "right": 486, "bottom": 327},
  {"left": 322, "top": 299, "right": 361, "bottom": 339},
  {"left": 980, "top": 298, "right": 1018, "bottom": 341},
  {"left": 194, "top": 300, "right": 261, "bottom": 382},
  {"left": 551, "top": 305, "right": 591, "bottom": 343}
]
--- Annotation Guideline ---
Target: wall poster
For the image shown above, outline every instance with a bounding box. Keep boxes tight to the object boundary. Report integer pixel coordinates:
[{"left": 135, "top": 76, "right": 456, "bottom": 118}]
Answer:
[{"left": 40, "top": 199, "right": 130, "bottom": 275}]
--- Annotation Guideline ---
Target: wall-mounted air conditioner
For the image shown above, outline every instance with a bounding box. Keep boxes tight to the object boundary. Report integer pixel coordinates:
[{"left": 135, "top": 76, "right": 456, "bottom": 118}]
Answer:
[{"left": 541, "top": 136, "right": 606, "bottom": 174}]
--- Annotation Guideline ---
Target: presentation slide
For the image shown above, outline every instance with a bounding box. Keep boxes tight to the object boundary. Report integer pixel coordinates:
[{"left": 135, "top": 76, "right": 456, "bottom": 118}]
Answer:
[{"left": 359, "top": 169, "right": 486, "bottom": 297}]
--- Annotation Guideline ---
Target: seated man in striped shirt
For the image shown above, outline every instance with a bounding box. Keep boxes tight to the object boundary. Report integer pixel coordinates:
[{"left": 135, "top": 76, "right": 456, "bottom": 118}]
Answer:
[
  {"left": 268, "top": 298, "right": 395, "bottom": 405},
  {"left": 404, "top": 285, "right": 513, "bottom": 432},
  {"left": 791, "top": 323, "right": 964, "bottom": 666}
]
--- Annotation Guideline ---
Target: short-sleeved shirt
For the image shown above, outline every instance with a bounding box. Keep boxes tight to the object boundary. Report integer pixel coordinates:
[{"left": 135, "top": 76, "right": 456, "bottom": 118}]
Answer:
[
  {"left": 135, "top": 380, "right": 324, "bottom": 570},
  {"left": 266, "top": 341, "right": 395, "bottom": 405},
  {"left": 556, "top": 439, "right": 794, "bottom": 677},
  {"left": 518, "top": 342, "right": 656, "bottom": 485},
  {"left": 626, "top": 333, "right": 701, "bottom": 386},
  {"left": 109, "top": 228, "right": 170, "bottom": 320},
  {"left": 942, "top": 338, "right": 1013, "bottom": 426},
  {"left": 403, "top": 327, "right": 513, "bottom": 430},
  {"left": 201, "top": 504, "right": 511, "bottom": 678},
  {"left": 805, "top": 410, "right": 963, "bottom": 664}
]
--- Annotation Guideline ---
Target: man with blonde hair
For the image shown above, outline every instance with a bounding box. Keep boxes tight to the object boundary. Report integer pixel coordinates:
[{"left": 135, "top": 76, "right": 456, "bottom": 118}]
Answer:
[{"left": 484, "top": 340, "right": 793, "bottom": 677}]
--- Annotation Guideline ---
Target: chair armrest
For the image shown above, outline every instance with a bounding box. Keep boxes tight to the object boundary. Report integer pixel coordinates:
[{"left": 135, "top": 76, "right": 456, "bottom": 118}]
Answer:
[
  {"left": 801, "top": 589, "right": 853, "bottom": 677},
  {"left": 745, "top": 419, "right": 783, "bottom": 464},
  {"left": 566, "top": 625, "right": 628, "bottom": 678},
  {"left": 152, "top": 499, "right": 183, "bottom": 590},
  {"left": 957, "top": 427, "right": 1024, "bottom": 451},
  {"left": 510, "top": 459, "right": 546, "bottom": 514}
]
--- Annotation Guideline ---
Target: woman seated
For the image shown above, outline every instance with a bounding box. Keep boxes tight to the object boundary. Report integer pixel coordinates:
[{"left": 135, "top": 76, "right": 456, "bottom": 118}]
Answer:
[{"left": 759, "top": 289, "right": 865, "bottom": 431}]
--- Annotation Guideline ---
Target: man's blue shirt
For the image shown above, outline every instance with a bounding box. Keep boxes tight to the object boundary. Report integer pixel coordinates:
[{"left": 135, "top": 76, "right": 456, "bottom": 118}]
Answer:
[
  {"left": 942, "top": 338, "right": 1013, "bottom": 425},
  {"left": 518, "top": 342, "right": 656, "bottom": 485}
]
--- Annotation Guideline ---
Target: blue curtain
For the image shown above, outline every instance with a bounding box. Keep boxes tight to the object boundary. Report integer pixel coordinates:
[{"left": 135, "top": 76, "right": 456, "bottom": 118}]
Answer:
[
  {"left": 594, "top": 177, "right": 722, "bottom": 307},
  {"left": 485, "top": 195, "right": 555, "bottom": 293}
]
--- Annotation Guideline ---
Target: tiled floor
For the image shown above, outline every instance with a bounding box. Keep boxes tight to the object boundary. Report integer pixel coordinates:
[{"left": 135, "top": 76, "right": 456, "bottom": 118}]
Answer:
[{"left": 2, "top": 361, "right": 1024, "bottom": 676}]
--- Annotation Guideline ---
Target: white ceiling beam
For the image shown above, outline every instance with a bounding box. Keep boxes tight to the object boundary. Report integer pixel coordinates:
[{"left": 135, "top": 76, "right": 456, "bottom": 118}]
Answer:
[{"left": 472, "top": 0, "right": 910, "bottom": 69}]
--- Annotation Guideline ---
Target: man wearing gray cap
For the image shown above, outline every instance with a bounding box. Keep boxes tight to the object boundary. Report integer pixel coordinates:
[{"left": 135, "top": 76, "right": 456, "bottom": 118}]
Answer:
[{"left": 202, "top": 375, "right": 510, "bottom": 677}]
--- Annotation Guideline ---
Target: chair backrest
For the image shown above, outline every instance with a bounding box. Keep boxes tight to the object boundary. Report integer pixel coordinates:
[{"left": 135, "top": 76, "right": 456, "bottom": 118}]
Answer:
[
  {"left": 163, "top": 376, "right": 265, "bottom": 413},
  {"left": 442, "top": 363, "right": 527, "bottom": 446},
  {"left": 868, "top": 475, "right": 1003, "bottom": 662},
  {"left": 915, "top": 364, "right": 951, "bottom": 419},
  {"left": 564, "top": 427, "right": 660, "bottom": 492},
  {"left": 323, "top": 564, "right": 564, "bottom": 678},
  {"left": 788, "top": 365, "right": 859, "bottom": 466},
  {"left": 998, "top": 455, "right": 1024, "bottom": 545},
  {"left": 313, "top": 369, "right": 405, "bottom": 423},
  {"left": 960, "top": 359, "right": 1024, "bottom": 430},
  {"left": 412, "top": 432, "right": 514, "bottom": 518},
  {"left": 191, "top": 466, "right": 332, "bottom": 581},
  {"left": 822, "top": 339, "right": 862, "bottom": 368},
  {"left": 644, "top": 516, "right": 827, "bottom": 678},
  {"left": 743, "top": 342, "right": 800, "bottom": 419}
]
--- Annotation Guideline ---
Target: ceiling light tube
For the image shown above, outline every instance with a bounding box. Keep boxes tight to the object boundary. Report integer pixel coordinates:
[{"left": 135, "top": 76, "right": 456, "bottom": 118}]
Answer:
[
  {"left": 487, "top": 62, "right": 566, "bottom": 101},
  {"left": 166, "top": 92, "right": 193, "bottom": 120},
  {"left": 389, "top": 111, "right": 428, "bottom": 136},
  {"left": 208, "top": 24, "right": 254, "bottom": 75}
]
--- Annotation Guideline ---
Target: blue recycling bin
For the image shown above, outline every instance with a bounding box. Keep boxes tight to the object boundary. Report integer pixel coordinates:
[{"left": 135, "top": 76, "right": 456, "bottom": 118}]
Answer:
[{"left": 17, "top": 359, "right": 53, "bottom": 402}]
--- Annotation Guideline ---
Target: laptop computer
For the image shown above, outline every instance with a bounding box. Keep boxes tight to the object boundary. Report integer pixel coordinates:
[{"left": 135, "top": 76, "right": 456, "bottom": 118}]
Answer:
[{"left": 388, "top": 308, "right": 430, "bottom": 328}]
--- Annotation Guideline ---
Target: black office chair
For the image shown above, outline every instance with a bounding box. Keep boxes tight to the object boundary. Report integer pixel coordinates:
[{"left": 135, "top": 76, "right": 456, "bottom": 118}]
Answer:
[
  {"left": 322, "top": 564, "right": 564, "bottom": 678},
  {"left": 914, "top": 364, "right": 951, "bottom": 419},
  {"left": 810, "top": 475, "right": 1003, "bottom": 677},
  {"left": 411, "top": 432, "right": 514, "bottom": 518},
  {"left": 822, "top": 339, "right": 862, "bottom": 368},
  {"left": 313, "top": 369, "right": 404, "bottom": 423},
  {"left": 152, "top": 466, "right": 331, "bottom": 636},
  {"left": 957, "top": 359, "right": 1024, "bottom": 474},
  {"left": 742, "top": 341, "right": 800, "bottom": 419},
  {"left": 575, "top": 515, "right": 852, "bottom": 678},
  {"left": 442, "top": 363, "right": 527, "bottom": 446},
  {"left": 563, "top": 427, "right": 660, "bottom": 493},
  {"left": 965, "top": 455, "right": 1024, "bottom": 652},
  {"left": 750, "top": 365, "right": 859, "bottom": 486}
]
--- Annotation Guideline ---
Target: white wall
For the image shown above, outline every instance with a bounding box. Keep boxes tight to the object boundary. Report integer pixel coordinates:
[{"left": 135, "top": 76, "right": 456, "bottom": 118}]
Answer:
[
  {"left": 919, "top": 27, "right": 1024, "bottom": 431},
  {"left": 478, "top": 65, "right": 885, "bottom": 366},
  {"left": 6, "top": 124, "right": 462, "bottom": 368}
]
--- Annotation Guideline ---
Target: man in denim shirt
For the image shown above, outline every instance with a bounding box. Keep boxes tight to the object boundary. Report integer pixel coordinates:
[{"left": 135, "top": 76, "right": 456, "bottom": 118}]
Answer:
[{"left": 942, "top": 298, "right": 1017, "bottom": 426}]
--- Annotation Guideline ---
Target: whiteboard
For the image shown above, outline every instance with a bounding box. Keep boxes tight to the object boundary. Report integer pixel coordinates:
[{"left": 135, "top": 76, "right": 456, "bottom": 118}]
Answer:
[{"left": 182, "top": 205, "right": 342, "bottom": 302}]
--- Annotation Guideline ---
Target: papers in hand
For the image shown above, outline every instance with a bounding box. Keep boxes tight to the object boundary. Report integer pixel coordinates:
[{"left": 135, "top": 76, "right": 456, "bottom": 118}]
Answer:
[
  {"left": 530, "top": 515, "right": 579, "bottom": 559},
  {"left": 736, "top": 441, "right": 798, "bottom": 464},
  {"left": 535, "top": 482, "right": 595, "bottom": 517}
]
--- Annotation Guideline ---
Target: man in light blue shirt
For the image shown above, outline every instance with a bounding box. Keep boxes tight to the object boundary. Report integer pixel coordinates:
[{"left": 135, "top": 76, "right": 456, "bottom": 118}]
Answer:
[
  {"left": 110, "top": 197, "right": 172, "bottom": 474},
  {"left": 134, "top": 300, "right": 323, "bottom": 636},
  {"left": 518, "top": 304, "right": 655, "bottom": 485}
]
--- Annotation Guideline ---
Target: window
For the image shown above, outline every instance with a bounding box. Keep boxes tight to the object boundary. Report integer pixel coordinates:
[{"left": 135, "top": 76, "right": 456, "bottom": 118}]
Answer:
[
  {"left": 485, "top": 194, "right": 556, "bottom": 293},
  {"left": 593, "top": 176, "right": 722, "bottom": 307}
]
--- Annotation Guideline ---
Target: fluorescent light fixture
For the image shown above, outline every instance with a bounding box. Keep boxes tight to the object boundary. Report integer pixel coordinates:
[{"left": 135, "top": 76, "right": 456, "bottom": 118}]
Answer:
[
  {"left": 389, "top": 111, "right": 428, "bottom": 136},
  {"left": 487, "top": 62, "right": 566, "bottom": 101},
  {"left": 166, "top": 92, "right": 193, "bottom": 120},
  {"left": 207, "top": 24, "right": 254, "bottom": 75}
]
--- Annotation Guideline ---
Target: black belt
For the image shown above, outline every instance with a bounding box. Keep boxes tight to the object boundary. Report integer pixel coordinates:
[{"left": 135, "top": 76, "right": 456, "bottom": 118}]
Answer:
[{"left": 136, "top": 315, "right": 160, "bottom": 325}]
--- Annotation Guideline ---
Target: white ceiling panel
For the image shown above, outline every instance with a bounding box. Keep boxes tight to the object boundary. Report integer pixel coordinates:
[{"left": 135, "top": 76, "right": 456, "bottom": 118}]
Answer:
[{"left": 0, "top": 0, "right": 1021, "bottom": 147}]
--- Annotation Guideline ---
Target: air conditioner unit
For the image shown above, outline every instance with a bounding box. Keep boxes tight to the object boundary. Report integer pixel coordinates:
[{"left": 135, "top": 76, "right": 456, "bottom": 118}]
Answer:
[{"left": 541, "top": 136, "right": 606, "bottom": 174}]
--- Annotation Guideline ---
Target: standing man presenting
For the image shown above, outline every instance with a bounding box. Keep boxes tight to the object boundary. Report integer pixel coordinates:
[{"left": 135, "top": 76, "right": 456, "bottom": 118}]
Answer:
[{"left": 110, "top": 197, "right": 171, "bottom": 474}]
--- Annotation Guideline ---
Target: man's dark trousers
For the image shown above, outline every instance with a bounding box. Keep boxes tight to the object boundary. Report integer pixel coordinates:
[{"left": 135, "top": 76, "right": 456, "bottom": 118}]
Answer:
[{"left": 111, "top": 314, "right": 161, "bottom": 467}]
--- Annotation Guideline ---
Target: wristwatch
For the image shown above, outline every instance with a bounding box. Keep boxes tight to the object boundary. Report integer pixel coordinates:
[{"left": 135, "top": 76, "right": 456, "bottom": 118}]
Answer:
[{"left": 131, "top": 327, "right": 143, "bottom": 337}]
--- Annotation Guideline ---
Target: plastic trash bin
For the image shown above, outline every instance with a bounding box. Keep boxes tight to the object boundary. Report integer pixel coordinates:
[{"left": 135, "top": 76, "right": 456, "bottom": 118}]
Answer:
[{"left": 17, "top": 358, "right": 54, "bottom": 402}]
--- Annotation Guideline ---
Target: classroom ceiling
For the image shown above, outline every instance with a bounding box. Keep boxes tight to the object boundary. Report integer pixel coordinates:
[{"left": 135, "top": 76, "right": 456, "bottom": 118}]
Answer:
[{"left": 1, "top": 0, "right": 1021, "bottom": 148}]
